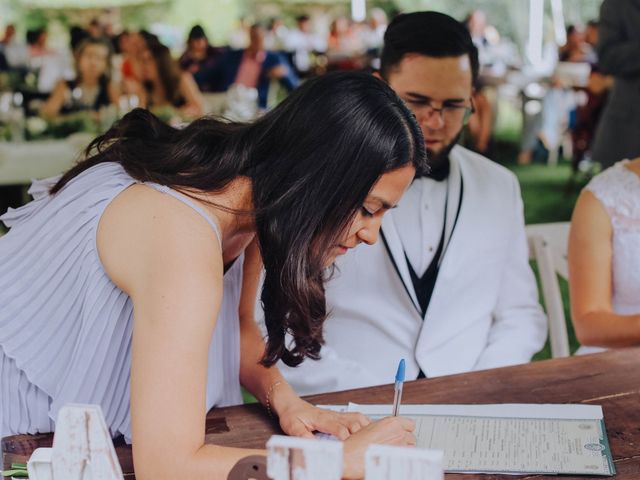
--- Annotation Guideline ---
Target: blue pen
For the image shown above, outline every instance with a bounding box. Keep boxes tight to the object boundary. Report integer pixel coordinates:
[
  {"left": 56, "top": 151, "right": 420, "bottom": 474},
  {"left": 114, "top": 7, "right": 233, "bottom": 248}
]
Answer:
[{"left": 392, "top": 359, "right": 405, "bottom": 416}]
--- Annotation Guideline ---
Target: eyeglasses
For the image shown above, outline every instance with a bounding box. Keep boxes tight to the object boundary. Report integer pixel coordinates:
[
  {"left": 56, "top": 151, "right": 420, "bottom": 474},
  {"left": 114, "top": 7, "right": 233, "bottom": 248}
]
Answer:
[{"left": 406, "top": 98, "right": 474, "bottom": 125}]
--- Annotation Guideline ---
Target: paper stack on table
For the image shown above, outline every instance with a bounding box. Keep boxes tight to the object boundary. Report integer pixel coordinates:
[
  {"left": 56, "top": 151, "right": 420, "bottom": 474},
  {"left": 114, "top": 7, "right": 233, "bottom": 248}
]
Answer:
[{"left": 319, "top": 403, "right": 615, "bottom": 476}]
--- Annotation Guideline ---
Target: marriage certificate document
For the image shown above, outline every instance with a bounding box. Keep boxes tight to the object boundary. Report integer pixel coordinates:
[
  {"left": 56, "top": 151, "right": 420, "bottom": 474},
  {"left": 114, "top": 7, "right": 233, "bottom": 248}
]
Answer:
[{"left": 347, "top": 403, "right": 615, "bottom": 476}]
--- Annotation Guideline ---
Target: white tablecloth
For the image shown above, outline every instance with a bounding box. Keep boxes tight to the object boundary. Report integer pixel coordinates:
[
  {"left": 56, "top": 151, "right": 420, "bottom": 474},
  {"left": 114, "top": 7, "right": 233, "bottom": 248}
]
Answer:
[{"left": 0, "top": 133, "right": 93, "bottom": 186}]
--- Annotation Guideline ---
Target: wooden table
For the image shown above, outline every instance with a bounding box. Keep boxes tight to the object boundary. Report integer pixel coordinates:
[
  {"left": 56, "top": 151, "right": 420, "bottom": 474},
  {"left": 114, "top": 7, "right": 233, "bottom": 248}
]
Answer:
[{"left": 4, "top": 348, "right": 640, "bottom": 479}]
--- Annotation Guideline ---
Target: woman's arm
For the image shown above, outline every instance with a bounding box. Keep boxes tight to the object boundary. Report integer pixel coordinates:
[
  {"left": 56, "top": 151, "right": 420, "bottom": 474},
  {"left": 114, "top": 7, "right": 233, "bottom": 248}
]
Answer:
[
  {"left": 98, "top": 187, "right": 414, "bottom": 479},
  {"left": 568, "top": 190, "right": 640, "bottom": 347},
  {"left": 40, "top": 80, "right": 68, "bottom": 118},
  {"left": 98, "top": 185, "right": 261, "bottom": 479},
  {"left": 237, "top": 238, "right": 283, "bottom": 407},
  {"left": 238, "top": 239, "right": 369, "bottom": 439},
  {"left": 106, "top": 79, "right": 121, "bottom": 106},
  {"left": 179, "top": 71, "right": 205, "bottom": 118},
  {"left": 236, "top": 239, "right": 415, "bottom": 479}
]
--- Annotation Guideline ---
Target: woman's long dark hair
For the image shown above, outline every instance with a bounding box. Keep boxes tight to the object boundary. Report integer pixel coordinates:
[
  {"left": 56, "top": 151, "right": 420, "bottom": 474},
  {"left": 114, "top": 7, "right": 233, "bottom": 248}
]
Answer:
[{"left": 51, "top": 72, "right": 427, "bottom": 367}]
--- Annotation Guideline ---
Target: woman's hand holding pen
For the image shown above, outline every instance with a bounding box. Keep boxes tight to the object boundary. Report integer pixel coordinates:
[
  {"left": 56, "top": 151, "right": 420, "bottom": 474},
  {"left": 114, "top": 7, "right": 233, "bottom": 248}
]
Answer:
[
  {"left": 343, "top": 358, "right": 413, "bottom": 479},
  {"left": 268, "top": 381, "right": 415, "bottom": 479},
  {"left": 342, "top": 416, "right": 417, "bottom": 479}
]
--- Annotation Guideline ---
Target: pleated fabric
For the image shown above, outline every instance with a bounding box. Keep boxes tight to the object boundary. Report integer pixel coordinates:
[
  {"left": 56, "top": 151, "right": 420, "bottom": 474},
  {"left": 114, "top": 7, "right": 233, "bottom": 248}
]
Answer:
[{"left": 0, "top": 162, "right": 242, "bottom": 442}]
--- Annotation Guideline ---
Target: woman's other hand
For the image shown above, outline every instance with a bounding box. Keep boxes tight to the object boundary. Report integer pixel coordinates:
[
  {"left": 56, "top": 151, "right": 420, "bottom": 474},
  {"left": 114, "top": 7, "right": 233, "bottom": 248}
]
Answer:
[{"left": 275, "top": 392, "right": 370, "bottom": 440}]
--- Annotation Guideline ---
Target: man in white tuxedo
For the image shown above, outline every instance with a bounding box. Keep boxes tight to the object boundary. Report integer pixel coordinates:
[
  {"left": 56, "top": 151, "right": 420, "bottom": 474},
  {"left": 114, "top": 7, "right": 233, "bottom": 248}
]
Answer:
[{"left": 277, "top": 11, "right": 547, "bottom": 395}]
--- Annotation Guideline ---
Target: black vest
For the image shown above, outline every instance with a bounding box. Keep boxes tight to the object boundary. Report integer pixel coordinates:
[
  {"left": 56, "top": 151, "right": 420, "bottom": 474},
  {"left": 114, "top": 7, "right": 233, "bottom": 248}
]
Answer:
[{"left": 380, "top": 177, "right": 464, "bottom": 378}]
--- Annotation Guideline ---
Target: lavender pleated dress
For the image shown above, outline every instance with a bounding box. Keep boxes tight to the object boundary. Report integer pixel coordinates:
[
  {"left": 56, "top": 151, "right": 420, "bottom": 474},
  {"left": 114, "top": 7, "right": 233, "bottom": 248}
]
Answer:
[{"left": 0, "top": 162, "right": 243, "bottom": 442}]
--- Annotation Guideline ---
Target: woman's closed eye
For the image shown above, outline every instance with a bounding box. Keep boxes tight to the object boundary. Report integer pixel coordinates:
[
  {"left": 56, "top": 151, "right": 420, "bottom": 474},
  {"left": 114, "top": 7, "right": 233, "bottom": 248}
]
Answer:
[{"left": 361, "top": 206, "right": 375, "bottom": 218}]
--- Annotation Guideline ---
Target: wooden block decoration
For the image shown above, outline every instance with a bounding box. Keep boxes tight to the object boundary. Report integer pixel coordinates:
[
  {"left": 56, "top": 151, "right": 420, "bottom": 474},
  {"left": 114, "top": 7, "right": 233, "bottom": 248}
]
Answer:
[
  {"left": 266, "top": 435, "right": 343, "bottom": 480},
  {"left": 365, "top": 444, "right": 444, "bottom": 480},
  {"left": 26, "top": 404, "right": 123, "bottom": 480},
  {"left": 26, "top": 448, "right": 54, "bottom": 480}
]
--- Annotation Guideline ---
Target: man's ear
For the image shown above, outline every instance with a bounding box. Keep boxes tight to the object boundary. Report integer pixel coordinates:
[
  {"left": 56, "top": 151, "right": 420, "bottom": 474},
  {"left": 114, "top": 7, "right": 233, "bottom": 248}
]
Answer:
[{"left": 373, "top": 71, "right": 382, "bottom": 80}]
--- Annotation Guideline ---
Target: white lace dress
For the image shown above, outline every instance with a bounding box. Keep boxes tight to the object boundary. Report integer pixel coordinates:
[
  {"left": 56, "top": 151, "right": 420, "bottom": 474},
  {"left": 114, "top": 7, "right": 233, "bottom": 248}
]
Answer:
[
  {"left": 578, "top": 160, "right": 640, "bottom": 353},
  {"left": 586, "top": 160, "right": 640, "bottom": 314}
]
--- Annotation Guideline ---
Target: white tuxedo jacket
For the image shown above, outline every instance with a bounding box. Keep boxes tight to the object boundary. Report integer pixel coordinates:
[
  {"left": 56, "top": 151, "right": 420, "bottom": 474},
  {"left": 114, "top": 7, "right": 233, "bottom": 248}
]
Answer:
[{"left": 279, "top": 146, "right": 547, "bottom": 395}]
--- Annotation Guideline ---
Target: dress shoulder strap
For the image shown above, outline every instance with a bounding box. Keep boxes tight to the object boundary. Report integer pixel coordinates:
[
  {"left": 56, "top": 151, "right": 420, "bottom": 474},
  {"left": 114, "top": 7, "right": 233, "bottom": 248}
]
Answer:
[{"left": 144, "top": 183, "right": 222, "bottom": 248}]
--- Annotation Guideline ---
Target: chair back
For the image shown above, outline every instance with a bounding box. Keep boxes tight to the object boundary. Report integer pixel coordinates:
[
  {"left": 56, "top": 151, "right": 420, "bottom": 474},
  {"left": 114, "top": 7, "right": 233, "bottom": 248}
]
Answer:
[{"left": 525, "top": 222, "right": 571, "bottom": 358}]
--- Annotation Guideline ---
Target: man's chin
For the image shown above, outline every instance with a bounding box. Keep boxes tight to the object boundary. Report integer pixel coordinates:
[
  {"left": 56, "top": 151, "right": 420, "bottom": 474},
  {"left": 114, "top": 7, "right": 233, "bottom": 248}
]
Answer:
[
  {"left": 425, "top": 139, "right": 442, "bottom": 150},
  {"left": 426, "top": 146, "right": 442, "bottom": 158}
]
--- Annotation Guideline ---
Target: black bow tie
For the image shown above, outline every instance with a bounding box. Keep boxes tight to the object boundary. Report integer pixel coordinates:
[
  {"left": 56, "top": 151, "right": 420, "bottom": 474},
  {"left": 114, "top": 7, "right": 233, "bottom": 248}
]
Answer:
[{"left": 416, "top": 157, "right": 450, "bottom": 182}]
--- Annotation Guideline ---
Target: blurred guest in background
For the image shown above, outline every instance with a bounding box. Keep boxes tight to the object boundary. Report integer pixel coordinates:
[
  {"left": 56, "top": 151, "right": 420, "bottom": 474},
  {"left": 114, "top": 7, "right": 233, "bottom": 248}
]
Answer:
[
  {"left": 118, "top": 31, "right": 146, "bottom": 94},
  {"left": 569, "top": 158, "right": 640, "bottom": 351},
  {"left": 360, "top": 8, "right": 387, "bottom": 53},
  {"left": 228, "top": 16, "right": 250, "bottom": 49},
  {"left": 69, "top": 25, "right": 90, "bottom": 52},
  {"left": 26, "top": 27, "right": 73, "bottom": 93},
  {"left": 590, "top": 0, "right": 640, "bottom": 170},
  {"left": 179, "top": 25, "right": 225, "bottom": 92},
  {"left": 559, "top": 25, "right": 590, "bottom": 63},
  {"left": 0, "top": 49, "right": 8, "bottom": 72},
  {"left": 465, "top": 10, "right": 490, "bottom": 66},
  {"left": 328, "top": 16, "right": 363, "bottom": 57},
  {"left": 264, "top": 17, "right": 288, "bottom": 52},
  {"left": 1, "top": 24, "right": 29, "bottom": 69},
  {"left": 284, "top": 15, "right": 326, "bottom": 77},
  {"left": 138, "top": 40, "right": 204, "bottom": 117},
  {"left": 569, "top": 19, "right": 612, "bottom": 170},
  {"left": 26, "top": 28, "right": 52, "bottom": 59},
  {"left": 87, "top": 18, "right": 107, "bottom": 41},
  {"left": 570, "top": 64, "right": 612, "bottom": 171},
  {"left": 584, "top": 19, "right": 599, "bottom": 64},
  {"left": 327, "top": 16, "right": 365, "bottom": 70},
  {"left": 41, "top": 38, "right": 118, "bottom": 118},
  {"left": 197, "top": 24, "right": 298, "bottom": 110}
]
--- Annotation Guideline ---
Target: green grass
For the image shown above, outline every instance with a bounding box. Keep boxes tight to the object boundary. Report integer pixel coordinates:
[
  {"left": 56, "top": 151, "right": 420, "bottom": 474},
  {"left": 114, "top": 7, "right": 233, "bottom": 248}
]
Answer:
[{"left": 510, "top": 162, "right": 586, "bottom": 225}]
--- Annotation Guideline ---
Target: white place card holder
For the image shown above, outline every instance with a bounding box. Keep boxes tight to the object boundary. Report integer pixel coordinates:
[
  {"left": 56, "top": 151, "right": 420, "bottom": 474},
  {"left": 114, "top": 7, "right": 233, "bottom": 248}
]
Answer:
[
  {"left": 365, "top": 444, "right": 444, "bottom": 480},
  {"left": 266, "top": 435, "right": 343, "bottom": 480},
  {"left": 27, "top": 404, "right": 124, "bottom": 480}
]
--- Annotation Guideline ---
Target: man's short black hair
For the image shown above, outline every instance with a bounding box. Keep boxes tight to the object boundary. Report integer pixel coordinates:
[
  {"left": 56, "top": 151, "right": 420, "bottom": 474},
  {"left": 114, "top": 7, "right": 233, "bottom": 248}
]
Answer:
[{"left": 380, "top": 11, "right": 479, "bottom": 87}]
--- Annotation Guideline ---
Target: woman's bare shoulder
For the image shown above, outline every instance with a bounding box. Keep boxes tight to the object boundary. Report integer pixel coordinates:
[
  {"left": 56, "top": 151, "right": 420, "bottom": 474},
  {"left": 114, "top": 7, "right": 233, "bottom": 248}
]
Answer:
[{"left": 97, "top": 183, "right": 222, "bottom": 291}]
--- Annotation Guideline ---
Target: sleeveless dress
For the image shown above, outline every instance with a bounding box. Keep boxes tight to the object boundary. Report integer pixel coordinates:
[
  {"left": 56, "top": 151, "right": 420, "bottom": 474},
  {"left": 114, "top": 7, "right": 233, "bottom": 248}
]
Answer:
[
  {"left": 577, "top": 160, "right": 640, "bottom": 354},
  {"left": 0, "top": 162, "right": 243, "bottom": 441},
  {"left": 585, "top": 160, "right": 640, "bottom": 315}
]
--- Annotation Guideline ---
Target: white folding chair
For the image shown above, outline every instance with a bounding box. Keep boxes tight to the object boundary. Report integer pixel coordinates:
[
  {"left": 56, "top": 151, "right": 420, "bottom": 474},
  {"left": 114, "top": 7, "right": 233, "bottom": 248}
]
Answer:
[{"left": 525, "top": 222, "right": 571, "bottom": 358}]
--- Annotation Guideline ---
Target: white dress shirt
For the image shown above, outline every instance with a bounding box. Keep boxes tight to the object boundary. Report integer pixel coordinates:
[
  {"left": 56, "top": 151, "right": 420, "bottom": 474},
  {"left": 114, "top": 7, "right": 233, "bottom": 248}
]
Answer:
[{"left": 393, "top": 177, "right": 447, "bottom": 276}]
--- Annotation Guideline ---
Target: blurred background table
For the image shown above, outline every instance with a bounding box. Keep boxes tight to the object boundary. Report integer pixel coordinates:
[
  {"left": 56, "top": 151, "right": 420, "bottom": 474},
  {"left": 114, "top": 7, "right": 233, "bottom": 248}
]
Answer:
[{"left": 0, "top": 133, "right": 91, "bottom": 186}]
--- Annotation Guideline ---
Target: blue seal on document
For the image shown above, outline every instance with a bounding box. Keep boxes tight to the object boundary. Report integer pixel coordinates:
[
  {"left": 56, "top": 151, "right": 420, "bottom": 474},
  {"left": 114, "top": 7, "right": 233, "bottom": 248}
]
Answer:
[{"left": 584, "top": 443, "right": 605, "bottom": 452}]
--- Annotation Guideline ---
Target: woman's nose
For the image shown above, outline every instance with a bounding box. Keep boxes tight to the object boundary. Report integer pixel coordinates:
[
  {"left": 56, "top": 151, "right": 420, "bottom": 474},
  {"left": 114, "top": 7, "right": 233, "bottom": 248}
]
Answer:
[{"left": 357, "top": 218, "right": 382, "bottom": 245}]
